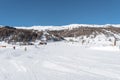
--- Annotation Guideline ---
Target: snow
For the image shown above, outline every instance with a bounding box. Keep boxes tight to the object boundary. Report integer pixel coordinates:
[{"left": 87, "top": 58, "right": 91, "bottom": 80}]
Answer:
[
  {"left": 0, "top": 41, "right": 120, "bottom": 80},
  {"left": 15, "top": 24, "right": 120, "bottom": 31},
  {"left": 90, "top": 46, "right": 120, "bottom": 51},
  {"left": 65, "top": 34, "right": 119, "bottom": 47}
]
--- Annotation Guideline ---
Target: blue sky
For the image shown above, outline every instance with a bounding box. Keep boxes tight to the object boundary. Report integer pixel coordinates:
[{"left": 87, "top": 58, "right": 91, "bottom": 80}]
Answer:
[{"left": 0, "top": 0, "right": 120, "bottom": 26}]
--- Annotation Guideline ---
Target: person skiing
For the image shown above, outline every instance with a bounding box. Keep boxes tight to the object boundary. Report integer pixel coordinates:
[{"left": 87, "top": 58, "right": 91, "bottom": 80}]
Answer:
[
  {"left": 24, "top": 47, "right": 27, "bottom": 51},
  {"left": 13, "top": 46, "right": 15, "bottom": 50}
]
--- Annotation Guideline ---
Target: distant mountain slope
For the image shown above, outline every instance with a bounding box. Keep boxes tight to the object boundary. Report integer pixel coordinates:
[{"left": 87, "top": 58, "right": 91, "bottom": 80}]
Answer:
[
  {"left": 0, "top": 26, "right": 64, "bottom": 44},
  {"left": 0, "top": 24, "right": 120, "bottom": 45},
  {"left": 51, "top": 26, "right": 120, "bottom": 46},
  {"left": 15, "top": 24, "right": 120, "bottom": 31}
]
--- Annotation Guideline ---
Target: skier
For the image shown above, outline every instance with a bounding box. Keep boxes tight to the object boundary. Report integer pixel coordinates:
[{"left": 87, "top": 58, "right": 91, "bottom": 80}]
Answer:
[
  {"left": 13, "top": 46, "right": 15, "bottom": 50},
  {"left": 24, "top": 47, "right": 27, "bottom": 51}
]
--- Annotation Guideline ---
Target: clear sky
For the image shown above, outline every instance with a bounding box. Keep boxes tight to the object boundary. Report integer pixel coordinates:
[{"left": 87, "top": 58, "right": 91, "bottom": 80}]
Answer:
[{"left": 0, "top": 0, "right": 120, "bottom": 26}]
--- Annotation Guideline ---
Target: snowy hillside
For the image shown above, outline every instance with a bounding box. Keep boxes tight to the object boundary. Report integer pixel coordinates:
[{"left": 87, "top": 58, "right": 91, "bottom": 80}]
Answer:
[
  {"left": 16, "top": 24, "right": 120, "bottom": 31},
  {"left": 0, "top": 42, "right": 120, "bottom": 80},
  {"left": 1, "top": 24, "right": 120, "bottom": 46},
  {"left": 65, "top": 34, "right": 120, "bottom": 46}
]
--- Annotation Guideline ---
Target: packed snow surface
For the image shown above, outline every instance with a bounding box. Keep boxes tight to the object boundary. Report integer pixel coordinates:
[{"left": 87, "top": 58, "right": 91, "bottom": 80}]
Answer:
[{"left": 0, "top": 42, "right": 120, "bottom": 80}]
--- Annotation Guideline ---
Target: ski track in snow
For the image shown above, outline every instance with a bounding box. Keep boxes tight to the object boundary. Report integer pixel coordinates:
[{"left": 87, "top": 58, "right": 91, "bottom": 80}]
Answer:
[{"left": 0, "top": 42, "right": 120, "bottom": 80}]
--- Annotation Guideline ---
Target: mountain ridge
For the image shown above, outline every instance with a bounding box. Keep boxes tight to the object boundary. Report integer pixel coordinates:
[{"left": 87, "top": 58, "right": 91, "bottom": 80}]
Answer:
[
  {"left": 15, "top": 24, "right": 120, "bottom": 31},
  {"left": 0, "top": 24, "right": 120, "bottom": 46}
]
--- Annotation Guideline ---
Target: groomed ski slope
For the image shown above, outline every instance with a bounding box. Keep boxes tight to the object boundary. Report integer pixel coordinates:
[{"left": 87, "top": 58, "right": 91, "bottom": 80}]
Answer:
[{"left": 0, "top": 42, "right": 120, "bottom": 80}]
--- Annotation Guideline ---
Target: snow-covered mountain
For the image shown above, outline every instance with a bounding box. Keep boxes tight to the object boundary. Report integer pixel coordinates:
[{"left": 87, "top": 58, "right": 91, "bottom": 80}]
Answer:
[
  {"left": 1, "top": 24, "right": 120, "bottom": 46},
  {"left": 15, "top": 24, "right": 120, "bottom": 31}
]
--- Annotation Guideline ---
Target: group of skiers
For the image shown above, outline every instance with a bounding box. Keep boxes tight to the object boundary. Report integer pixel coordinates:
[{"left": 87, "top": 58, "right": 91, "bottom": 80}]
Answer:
[{"left": 13, "top": 46, "right": 27, "bottom": 51}]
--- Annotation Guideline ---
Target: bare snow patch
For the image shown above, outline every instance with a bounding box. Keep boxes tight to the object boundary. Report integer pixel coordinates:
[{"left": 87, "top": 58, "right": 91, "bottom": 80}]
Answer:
[{"left": 90, "top": 46, "right": 120, "bottom": 51}]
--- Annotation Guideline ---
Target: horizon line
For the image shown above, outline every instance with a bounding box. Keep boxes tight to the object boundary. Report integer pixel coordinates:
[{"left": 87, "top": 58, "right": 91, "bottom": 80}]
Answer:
[{"left": 1, "top": 23, "right": 120, "bottom": 27}]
